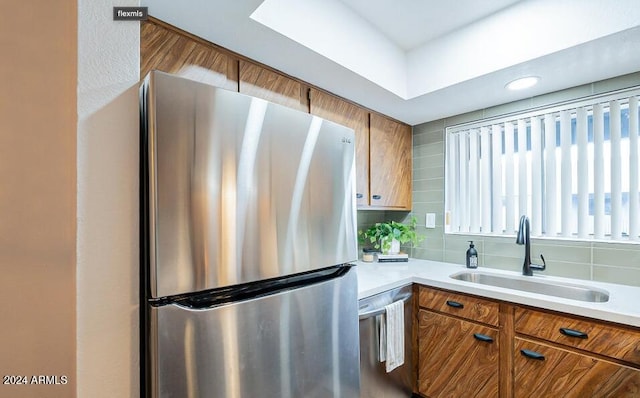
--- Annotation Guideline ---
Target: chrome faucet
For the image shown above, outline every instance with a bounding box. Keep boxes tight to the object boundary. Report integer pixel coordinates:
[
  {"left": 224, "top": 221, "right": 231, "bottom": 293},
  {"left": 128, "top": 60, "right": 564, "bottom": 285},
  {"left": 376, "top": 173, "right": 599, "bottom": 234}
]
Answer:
[{"left": 516, "top": 215, "right": 546, "bottom": 276}]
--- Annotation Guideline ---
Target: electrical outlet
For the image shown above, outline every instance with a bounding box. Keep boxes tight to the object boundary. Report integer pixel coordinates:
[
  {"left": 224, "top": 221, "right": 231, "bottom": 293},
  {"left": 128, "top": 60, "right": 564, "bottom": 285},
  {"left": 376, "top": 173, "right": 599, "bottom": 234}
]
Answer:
[{"left": 425, "top": 213, "right": 436, "bottom": 229}]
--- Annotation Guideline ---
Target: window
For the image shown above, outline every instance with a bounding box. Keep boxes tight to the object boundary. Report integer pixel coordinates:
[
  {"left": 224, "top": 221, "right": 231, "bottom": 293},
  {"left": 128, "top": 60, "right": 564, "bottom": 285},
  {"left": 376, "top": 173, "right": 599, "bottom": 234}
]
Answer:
[{"left": 445, "top": 88, "right": 640, "bottom": 242}]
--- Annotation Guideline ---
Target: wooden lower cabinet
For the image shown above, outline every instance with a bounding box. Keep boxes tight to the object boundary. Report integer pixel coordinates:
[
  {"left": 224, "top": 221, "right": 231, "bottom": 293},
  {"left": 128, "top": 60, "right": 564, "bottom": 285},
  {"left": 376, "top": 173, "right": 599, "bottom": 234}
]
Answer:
[
  {"left": 416, "top": 286, "right": 640, "bottom": 398},
  {"left": 418, "top": 309, "right": 499, "bottom": 397},
  {"left": 514, "top": 337, "right": 640, "bottom": 398},
  {"left": 515, "top": 307, "right": 640, "bottom": 366}
]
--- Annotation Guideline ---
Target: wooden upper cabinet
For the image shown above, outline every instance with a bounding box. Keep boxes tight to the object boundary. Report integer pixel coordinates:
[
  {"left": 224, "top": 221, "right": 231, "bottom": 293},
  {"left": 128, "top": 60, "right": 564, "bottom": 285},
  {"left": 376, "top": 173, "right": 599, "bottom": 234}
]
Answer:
[
  {"left": 309, "top": 89, "right": 369, "bottom": 207},
  {"left": 369, "top": 113, "right": 412, "bottom": 210},
  {"left": 239, "top": 61, "right": 306, "bottom": 112},
  {"left": 140, "top": 20, "right": 238, "bottom": 91},
  {"left": 141, "top": 19, "right": 412, "bottom": 211}
]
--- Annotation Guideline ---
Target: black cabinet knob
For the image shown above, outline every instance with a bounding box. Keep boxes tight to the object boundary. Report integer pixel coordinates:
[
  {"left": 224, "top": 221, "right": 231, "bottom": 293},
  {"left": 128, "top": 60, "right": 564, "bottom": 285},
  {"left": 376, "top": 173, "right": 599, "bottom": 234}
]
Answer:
[
  {"left": 520, "top": 349, "right": 545, "bottom": 360},
  {"left": 473, "top": 333, "right": 494, "bottom": 343},
  {"left": 446, "top": 300, "right": 464, "bottom": 308},
  {"left": 559, "top": 328, "right": 588, "bottom": 339}
]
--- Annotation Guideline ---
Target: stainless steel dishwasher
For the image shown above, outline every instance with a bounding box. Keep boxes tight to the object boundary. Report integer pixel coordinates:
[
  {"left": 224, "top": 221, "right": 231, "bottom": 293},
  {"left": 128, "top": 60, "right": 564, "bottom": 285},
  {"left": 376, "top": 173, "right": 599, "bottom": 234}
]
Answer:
[{"left": 359, "top": 284, "right": 415, "bottom": 398}]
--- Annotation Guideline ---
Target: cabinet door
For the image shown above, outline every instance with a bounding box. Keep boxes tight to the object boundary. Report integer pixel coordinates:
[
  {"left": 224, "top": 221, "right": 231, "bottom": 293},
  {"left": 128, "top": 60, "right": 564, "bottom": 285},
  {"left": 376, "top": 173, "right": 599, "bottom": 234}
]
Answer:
[
  {"left": 141, "top": 20, "right": 238, "bottom": 91},
  {"left": 309, "top": 89, "right": 369, "bottom": 206},
  {"left": 514, "top": 337, "right": 640, "bottom": 398},
  {"left": 239, "top": 61, "right": 306, "bottom": 112},
  {"left": 418, "top": 310, "right": 499, "bottom": 397},
  {"left": 369, "top": 113, "right": 412, "bottom": 209}
]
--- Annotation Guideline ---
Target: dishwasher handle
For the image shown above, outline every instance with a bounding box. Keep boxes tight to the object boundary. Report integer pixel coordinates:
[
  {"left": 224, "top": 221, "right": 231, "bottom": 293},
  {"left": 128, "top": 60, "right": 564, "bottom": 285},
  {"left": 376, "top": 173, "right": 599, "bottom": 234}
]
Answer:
[{"left": 358, "top": 294, "right": 412, "bottom": 320}]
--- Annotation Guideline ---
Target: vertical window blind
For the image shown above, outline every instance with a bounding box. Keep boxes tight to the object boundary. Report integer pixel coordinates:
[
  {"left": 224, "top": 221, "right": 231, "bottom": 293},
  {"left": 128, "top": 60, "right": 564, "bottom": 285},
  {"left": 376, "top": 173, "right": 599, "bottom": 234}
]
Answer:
[{"left": 445, "top": 88, "right": 640, "bottom": 242}]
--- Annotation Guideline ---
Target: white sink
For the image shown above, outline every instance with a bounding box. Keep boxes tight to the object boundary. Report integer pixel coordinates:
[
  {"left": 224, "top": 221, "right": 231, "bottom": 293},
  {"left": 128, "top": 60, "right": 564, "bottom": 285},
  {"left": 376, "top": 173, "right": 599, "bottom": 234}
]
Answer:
[{"left": 450, "top": 271, "right": 609, "bottom": 303}]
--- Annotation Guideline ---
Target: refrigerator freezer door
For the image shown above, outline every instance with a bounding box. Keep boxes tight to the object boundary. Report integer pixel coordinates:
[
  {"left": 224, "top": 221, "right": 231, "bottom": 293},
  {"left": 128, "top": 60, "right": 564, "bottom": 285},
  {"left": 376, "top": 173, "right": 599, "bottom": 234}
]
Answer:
[
  {"left": 144, "top": 71, "right": 358, "bottom": 298},
  {"left": 148, "top": 268, "right": 360, "bottom": 398}
]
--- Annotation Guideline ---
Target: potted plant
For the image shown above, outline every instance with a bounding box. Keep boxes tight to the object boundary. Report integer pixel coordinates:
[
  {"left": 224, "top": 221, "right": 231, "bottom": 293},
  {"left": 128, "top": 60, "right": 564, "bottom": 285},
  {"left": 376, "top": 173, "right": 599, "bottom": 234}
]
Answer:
[{"left": 359, "top": 216, "right": 425, "bottom": 254}]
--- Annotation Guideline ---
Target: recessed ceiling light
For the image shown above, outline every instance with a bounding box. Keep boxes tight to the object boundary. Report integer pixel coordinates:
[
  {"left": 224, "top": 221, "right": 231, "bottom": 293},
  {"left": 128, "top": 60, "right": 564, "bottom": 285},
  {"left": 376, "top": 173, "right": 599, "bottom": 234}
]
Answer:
[{"left": 505, "top": 76, "right": 540, "bottom": 90}]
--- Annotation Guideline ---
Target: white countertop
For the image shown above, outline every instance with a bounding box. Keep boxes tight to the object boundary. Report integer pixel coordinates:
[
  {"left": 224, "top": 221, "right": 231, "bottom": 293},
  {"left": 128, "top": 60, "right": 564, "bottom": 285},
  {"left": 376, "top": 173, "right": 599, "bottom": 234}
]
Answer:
[{"left": 354, "top": 258, "right": 640, "bottom": 327}]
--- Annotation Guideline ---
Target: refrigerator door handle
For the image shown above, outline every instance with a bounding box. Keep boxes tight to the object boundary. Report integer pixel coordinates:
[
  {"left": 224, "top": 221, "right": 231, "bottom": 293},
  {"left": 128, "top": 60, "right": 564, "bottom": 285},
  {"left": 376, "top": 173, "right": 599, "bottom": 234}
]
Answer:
[
  {"left": 170, "top": 266, "right": 351, "bottom": 310},
  {"left": 358, "top": 294, "right": 412, "bottom": 320}
]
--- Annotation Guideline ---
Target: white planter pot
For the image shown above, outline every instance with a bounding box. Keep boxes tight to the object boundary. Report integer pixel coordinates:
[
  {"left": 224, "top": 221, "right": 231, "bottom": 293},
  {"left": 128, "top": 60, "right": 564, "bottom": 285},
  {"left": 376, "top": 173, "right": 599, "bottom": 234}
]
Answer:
[{"left": 388, "top": 238, "right": 400, "bottom": 255}]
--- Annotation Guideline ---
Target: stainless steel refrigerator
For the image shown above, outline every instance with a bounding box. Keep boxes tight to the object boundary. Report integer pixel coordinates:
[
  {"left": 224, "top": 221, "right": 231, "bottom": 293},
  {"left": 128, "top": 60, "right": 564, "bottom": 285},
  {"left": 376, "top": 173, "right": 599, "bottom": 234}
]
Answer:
[{"left": 140, "top": 71, "right": 360, "bottom": 398}]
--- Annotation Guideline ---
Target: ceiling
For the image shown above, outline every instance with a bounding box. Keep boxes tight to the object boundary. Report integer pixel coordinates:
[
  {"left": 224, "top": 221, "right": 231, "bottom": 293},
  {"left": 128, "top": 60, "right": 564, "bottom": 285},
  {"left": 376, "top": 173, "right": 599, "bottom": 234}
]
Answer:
[
  {"left": 339, "top": 0, "right": 523, "bottom": 51},
  {"left": 142, "top": 0, "right": 640, "bottom": 125}
]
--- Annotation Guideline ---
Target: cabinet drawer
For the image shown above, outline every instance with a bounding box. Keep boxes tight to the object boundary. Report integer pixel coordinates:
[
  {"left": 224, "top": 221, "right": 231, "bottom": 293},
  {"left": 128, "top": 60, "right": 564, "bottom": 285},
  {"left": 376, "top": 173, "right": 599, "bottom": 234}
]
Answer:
[
  {"left": 419, "top": 287, "right": 499, "bottom": 326},
  {"left": 514, "top": 337, "right": 640, "bottom": 398},
  {"left": 515, "top": 307, "right": 640, "bottom": 366}
]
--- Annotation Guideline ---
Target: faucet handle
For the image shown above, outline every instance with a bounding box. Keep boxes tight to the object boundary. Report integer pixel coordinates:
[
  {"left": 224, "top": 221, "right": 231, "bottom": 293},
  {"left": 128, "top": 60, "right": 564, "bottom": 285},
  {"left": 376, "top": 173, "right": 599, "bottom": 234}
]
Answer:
[{"left": 531, "top": 254, "right": 546, "bottom": 271}]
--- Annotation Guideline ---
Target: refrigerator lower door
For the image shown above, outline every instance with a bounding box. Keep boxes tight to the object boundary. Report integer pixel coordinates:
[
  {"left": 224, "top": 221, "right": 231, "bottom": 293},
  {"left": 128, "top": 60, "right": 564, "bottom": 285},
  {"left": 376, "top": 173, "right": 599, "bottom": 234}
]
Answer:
[{"left": 148, "top": 268, "right": 360, "bottom": 398}]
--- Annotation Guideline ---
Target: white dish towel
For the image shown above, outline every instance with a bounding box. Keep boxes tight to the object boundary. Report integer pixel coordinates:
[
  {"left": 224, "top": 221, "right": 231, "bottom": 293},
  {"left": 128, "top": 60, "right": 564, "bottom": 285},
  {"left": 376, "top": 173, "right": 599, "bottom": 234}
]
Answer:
[{"left": 378, "top": 300, "right": 405, "bottom": 373}]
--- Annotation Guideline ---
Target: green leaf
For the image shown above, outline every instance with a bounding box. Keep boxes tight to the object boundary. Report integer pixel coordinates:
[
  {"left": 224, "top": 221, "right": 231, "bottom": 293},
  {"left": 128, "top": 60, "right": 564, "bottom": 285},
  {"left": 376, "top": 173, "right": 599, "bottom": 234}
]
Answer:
[{"left": 358, "top": 216, "right": 426, "bottom": 252}]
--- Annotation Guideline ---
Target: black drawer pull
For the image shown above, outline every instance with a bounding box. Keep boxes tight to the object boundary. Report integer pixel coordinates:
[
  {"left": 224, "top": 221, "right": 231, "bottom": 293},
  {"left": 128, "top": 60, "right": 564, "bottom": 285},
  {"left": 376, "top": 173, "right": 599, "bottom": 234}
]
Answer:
[
  {"left": 559, "top": 328, "right": 588, "bottom": 339},
  {"left": 356, "top": 193, "right": 363, "bottom": 199},
  {"left": 520, "top": 349, "right": 545, "bottom": 361},
  {"left": 473, "top": 333, "right": 493, "bottom": 343},
  {"left": 372, "top": 195, "right": 382, "bottom": 200},
  {"left": 446, "top": 300, "right": 464, "bottom": 308}
]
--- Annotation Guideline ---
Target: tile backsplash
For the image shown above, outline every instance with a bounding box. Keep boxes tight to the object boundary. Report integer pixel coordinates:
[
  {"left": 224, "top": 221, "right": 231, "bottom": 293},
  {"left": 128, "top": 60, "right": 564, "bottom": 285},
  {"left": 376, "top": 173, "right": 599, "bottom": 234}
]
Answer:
[
  {"left": 356, "top": 210, "right": 386, "bottom": 234},
  {"left": 405, "top": 71, "right": 640, "bottom": 287}
]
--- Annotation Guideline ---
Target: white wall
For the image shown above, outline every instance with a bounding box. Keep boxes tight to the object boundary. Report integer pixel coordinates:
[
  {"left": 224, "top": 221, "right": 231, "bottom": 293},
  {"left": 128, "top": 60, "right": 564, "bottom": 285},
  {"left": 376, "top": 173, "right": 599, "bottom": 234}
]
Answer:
[{"left": 77, "top": 1, "right": 140, "bottom": 397}]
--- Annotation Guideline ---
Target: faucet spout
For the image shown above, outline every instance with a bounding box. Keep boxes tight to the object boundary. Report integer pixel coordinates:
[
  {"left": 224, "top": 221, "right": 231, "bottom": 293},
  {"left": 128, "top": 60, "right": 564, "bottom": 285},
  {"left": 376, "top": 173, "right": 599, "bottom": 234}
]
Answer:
[{"left": 515, "top": 215, "right": 546, "bottom": 276}]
